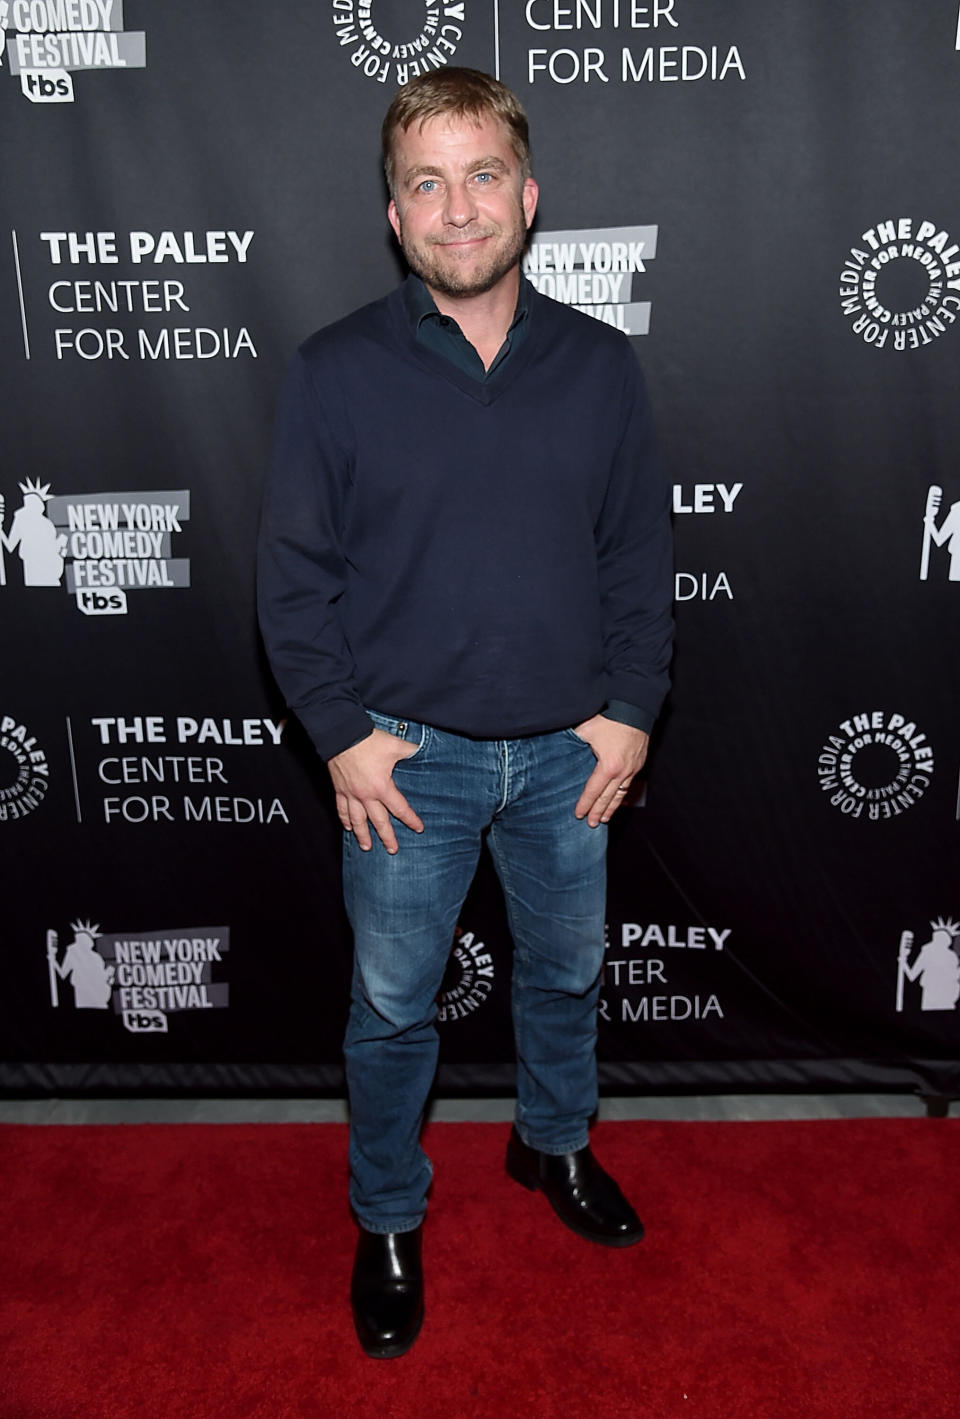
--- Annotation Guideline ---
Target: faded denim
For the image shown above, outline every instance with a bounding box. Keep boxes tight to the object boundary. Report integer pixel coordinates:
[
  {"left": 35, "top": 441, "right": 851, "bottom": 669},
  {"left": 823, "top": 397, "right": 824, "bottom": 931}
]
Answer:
[{"left": 343, "top": 712, "right": 607, "bottom": 1233}]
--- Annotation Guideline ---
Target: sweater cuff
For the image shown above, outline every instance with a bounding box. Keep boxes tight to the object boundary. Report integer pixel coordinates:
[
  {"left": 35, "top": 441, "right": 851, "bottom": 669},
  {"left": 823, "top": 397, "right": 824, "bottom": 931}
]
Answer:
[
  {"left": 308, "top": 706, "right": 375, "bottom": 762},
  {"left": 604, "top": 699, "right": 654, "bottom": 735}
]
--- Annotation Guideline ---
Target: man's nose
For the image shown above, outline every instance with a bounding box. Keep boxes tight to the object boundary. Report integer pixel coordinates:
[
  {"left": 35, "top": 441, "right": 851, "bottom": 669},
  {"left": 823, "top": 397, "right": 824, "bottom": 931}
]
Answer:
[{"left": 443, "top": 180, "right": 478, "bottom": 226}]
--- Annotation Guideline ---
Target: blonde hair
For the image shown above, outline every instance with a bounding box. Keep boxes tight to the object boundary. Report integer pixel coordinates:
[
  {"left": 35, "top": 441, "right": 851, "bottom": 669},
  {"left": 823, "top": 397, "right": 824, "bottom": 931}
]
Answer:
[{"left": 382, "top": 67, "right": 531, "bottom": 197}]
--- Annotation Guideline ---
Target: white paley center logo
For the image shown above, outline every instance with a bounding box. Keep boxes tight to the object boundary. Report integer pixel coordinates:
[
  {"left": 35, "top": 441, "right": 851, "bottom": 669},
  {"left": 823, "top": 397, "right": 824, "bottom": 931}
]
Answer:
[
  {"left": 0, "top": 481, "right": 190, "bottom": 615},
  {"left": 437, "top": 926, "right": 494, "bottom": 1024},
  {"left": 2, "top": 0, "right": 146, "bottom": 104},
  {"left": 672, "top": 482, "right": 740, "bottom": 606},
  {"left": 839, "top": 217, "right": 960, "bottom": 351},
  {"left": 38, "top": 228, "right": 258, "bottom": 365},
  {"left": 817, "top": 711, "right": 935, "bottom": 821},
  {"left": 895, "top": 917, "right": 960, "bottom": 1013},
  {"left": 0, "top": 713, "right": 49, "bottom": 822},
  {"left": 599, "top": 921, "right": 726, "bottom": 1025},
  {"left": 87, "top": 713, "right": 290, "bottom": 827},
  {"left": 920, "top": 484, "right": 960, "bottom": 582},
  {"left": 524, "top": 0, "right": 746, "bottom": 88},
  {"left": 47, "top": 919, "right": 230, "bottom": 1033},
  {"left": 331, "top": 0, "right": 466, "bottom": 86}
]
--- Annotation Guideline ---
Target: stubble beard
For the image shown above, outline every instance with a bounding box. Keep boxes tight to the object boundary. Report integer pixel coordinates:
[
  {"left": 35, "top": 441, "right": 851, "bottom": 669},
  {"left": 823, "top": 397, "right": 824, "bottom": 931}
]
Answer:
[{"left": 398, "top": 210, "right": 528, "bottom": 300}]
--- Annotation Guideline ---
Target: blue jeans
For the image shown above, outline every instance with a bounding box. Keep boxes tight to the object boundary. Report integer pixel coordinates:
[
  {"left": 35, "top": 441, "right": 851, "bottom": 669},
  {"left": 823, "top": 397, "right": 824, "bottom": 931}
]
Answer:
[{"left": 342, "top": 711, "right": 607, "bottom": 1233}]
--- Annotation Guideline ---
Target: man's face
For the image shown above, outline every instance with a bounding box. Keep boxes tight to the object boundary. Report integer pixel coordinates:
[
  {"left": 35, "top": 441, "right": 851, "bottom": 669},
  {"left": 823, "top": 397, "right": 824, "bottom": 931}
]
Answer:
[{"left": 387, "top": 112, "right": 538, "bottom": 301}]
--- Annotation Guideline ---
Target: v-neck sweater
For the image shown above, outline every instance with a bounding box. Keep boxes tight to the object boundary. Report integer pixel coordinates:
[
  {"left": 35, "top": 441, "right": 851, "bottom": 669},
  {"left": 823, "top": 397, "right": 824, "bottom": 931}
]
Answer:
[{"left": 258, "top": 282, "right": 674, "bottom": 762}]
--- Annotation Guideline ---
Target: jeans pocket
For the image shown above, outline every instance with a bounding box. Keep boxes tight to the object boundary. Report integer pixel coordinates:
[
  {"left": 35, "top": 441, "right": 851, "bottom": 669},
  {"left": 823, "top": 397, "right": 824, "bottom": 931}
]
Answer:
[
  {"left": 562, "top": 727, "right": 594, "bottom": 750},
  {"left": 366, "top": 710, "right": 431, "bottom": 760}
]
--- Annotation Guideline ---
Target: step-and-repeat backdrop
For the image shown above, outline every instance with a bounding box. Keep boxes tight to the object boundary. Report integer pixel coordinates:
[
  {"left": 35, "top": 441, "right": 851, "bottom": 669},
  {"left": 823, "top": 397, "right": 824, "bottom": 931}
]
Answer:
[{"left": 3, "top": 1, "right": 958, "bottom": 1095}]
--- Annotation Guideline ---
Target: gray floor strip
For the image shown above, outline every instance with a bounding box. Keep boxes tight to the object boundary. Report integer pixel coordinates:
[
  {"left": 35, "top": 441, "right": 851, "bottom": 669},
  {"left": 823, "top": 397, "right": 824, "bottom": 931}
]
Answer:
[{"left": 0, "top": 1093, "right": 936, "bottom": 1125}]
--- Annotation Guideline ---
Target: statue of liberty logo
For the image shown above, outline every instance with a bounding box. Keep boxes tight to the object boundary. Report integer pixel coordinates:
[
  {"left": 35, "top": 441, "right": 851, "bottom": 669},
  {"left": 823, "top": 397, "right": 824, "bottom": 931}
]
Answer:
[
  {"left": 47, "top": 922, "right": 114, "bottom": 1010},
  {"left": 0, "top": 480, "right": 67, "bottom": 588},
  {"left": 896, "top": 917, "right": 960, "bottom": 1012},
  {"left": 920, "top": 484, "right": 960, "bottom": 582}
]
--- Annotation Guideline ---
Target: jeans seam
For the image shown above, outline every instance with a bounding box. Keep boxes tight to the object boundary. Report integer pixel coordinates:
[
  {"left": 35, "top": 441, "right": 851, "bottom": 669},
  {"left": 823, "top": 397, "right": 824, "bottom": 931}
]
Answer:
[
  {"left": 490, "top": 821, "right": 531, "bottom": 1125},
  {"left": 490, "top": 819, "right": 525, "bottom": 999},
  {"left": 495, "top": 739, "right": 509, "bottom": 814}
]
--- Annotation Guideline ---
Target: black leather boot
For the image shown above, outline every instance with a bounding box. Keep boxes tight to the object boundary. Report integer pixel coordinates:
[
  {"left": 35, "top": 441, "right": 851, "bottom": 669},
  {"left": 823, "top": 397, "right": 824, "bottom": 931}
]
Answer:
[
  {"left": 506, "top": 1126, "right": 644, "bottom": 1247},
  {"left": 350, "top": 1225, "right": 424, "bottom": 1358}
]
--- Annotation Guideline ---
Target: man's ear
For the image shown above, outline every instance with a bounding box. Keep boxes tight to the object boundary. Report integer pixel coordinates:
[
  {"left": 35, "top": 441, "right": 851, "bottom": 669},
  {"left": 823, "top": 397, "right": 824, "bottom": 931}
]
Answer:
[
  {"left": 388, "top": 199, "right": 402, "bottom": 242},
  {"left": 522, "top": 177, "right": 539, "bottom": 231}
]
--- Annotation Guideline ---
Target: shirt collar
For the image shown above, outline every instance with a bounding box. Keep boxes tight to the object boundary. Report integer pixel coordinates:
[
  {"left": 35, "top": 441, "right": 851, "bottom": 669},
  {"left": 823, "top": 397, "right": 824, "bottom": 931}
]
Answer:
[{"left": 401, "top": 272, "right": 531, "bottom": 336}]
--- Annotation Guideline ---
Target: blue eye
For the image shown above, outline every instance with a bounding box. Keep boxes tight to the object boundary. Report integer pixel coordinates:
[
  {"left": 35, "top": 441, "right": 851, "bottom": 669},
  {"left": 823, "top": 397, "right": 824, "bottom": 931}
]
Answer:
[
  {"left": 473, "top": 172, "right": 493, "bottom": 184},
  {"left": 418, "top": 179, "right": 438, "bottom": 193}
]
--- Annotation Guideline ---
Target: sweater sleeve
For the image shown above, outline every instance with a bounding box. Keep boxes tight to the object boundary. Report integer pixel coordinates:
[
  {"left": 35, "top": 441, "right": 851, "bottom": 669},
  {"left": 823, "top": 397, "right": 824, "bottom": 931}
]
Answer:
[
  {"left": 257, "top": 349, "right": 373, "bottom": 761},
  {"left": 594, "top": 348, "right": 674, "bottom": 728}
]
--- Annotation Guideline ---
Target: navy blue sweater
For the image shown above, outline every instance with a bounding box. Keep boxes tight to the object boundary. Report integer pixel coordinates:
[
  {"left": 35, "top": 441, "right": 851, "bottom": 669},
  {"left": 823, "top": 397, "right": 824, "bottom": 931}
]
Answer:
[{"left": 257, "top": 283, "right": 674, "bottom": 761}]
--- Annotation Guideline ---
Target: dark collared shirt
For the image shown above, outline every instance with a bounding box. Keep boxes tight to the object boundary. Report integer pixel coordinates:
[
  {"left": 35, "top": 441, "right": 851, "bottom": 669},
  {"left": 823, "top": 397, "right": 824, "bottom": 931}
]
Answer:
[{"left": 401, "top": 272, "right": 530, "bottom": 381}]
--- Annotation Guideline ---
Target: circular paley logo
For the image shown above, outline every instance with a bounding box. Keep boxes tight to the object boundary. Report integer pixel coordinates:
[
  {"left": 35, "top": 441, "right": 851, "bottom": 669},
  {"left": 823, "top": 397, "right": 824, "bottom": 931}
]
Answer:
[
  {"left": 817, "top": 710, "right": 935, "bottom": 822},
  {"left": 0, "top": 713, "right": 49, "bottom": 822},
  {"left": 437, "top": 927, "right": 494, "bottom": 1024},
  {"left": 331, "top": 1, "right": 466, "bottom": 87},
  {"left": 839, "top": 216, "right": 960, "bottom": 351}
]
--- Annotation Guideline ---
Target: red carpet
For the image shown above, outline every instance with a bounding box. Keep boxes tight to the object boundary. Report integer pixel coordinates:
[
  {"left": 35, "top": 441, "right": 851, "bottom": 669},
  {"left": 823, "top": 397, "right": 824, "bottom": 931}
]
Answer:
[{"left": 1, "top": 1118, "right": 957, "bottom": 1419}]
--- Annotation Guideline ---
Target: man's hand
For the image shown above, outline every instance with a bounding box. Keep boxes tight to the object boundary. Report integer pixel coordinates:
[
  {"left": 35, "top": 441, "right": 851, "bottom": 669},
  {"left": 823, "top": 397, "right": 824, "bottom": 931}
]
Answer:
[
  {"left": 572, "top": 715, "right": 650, "bottom": 827},
  {"left": 328, "top": 728, "right": 425, "bottom": 854}
]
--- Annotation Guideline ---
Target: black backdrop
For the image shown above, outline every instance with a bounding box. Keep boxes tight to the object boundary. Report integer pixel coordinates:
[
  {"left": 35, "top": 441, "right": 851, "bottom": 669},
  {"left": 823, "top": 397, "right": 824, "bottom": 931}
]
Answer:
[{"left": 3, "top": 0, "right": 958, "bottom": 1095}]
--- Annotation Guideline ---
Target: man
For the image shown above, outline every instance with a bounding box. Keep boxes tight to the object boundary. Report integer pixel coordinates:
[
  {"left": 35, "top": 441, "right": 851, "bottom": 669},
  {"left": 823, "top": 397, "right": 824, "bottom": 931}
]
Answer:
[{"left": 258, "top": 68, "right": 673, "bottom": 1358}]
